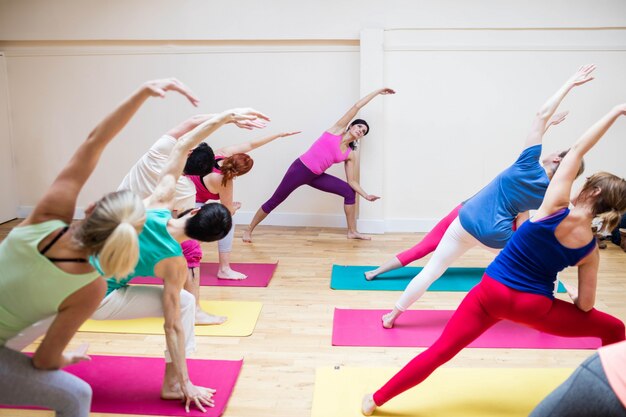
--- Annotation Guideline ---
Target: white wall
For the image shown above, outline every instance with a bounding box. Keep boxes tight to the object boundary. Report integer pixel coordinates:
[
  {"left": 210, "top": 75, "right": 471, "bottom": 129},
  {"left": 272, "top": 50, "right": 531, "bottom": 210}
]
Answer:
[
  {"left": 1, "top": 0, "right": 625, "bottom": 40},
  {"left": 1, "top": 1, "right": 625, "bottom": 230},
  {"left": 377, "top": 29, "right": 626, "bottom": 231}
]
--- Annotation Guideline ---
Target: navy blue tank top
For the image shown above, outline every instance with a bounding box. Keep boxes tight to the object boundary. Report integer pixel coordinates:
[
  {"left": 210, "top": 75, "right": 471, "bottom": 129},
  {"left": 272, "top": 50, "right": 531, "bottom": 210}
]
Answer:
[{"left": 485, "top": 208, "right": 596, "bottom": 299}]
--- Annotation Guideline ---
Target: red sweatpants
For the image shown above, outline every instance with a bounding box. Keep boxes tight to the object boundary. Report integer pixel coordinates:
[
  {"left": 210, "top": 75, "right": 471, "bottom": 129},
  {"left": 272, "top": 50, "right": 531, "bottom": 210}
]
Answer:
[
  {"left": 396, "top": 204, "right": 462, "bottom": 266},
  {"left": 373, "top": 275, "right": 625, "bottom": 406}
]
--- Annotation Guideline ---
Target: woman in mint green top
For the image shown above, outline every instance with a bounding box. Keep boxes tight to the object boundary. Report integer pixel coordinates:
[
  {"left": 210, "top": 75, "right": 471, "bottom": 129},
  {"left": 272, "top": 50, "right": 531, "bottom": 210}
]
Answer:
[
  {"left": 105, "top": 208, "right": 183, "bottom": 295},
  {"left": 0, "top": 78, "right": 199, "bottom": 417}
]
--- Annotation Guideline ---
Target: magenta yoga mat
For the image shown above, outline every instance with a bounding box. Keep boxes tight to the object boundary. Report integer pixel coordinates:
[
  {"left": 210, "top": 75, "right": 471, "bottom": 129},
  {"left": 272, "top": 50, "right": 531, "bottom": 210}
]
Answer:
[
  {"left": 332, "top": 308, "right": 601, "bottom": 349},
  {"left": 5, "top": 355, "right": 243, "bottom": 417},
  {"left": 132, "top": 262, "right": 278, "bottom": 287}
]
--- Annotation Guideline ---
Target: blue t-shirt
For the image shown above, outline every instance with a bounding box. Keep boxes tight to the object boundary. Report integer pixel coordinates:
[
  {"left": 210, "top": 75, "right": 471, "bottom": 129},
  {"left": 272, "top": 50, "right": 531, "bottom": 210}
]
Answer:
[
  {"left": 485, "top": 208, "right": 596, "bottom": 299},
  {"left": 458, "top": 144, "right": 549, "bottom": 248},
  {"left": 92, "top": 208, "right": 183, "bottom": 295}
]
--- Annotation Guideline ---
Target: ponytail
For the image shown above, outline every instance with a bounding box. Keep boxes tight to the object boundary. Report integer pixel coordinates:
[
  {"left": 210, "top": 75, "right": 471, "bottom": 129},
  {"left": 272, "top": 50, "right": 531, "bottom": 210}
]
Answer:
[
  {"left": 74, "top": 190, "right": 145, "bottom": 279},
  {"left": 219, "top": 154, "right": 254, "bottom": 186},
  {"left": 97, "top": 222, "right": 140, "bottom": 278}
]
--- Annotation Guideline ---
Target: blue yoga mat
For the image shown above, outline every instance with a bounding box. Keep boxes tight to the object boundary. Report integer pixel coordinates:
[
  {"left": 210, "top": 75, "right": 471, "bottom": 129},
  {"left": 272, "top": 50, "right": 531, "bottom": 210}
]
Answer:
[{"left": 331, "top": 265, "right": 566, "bottom": 293}]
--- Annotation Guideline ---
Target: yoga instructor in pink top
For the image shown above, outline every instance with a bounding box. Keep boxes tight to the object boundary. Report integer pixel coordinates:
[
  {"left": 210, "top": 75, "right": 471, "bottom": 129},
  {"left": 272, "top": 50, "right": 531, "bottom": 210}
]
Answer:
[{"left": 243, "top": 88, "right": 395, "bottom": 242}]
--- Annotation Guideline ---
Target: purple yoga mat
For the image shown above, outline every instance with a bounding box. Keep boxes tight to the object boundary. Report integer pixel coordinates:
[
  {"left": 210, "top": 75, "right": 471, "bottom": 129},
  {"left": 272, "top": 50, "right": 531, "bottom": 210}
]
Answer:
[
  {"left": 6, "top": 355, "right": 242, "bottom": 417},
  {"left": 332, "top": 308, "right": 601, "bottom": 349},
  {"left": 132, "top": 262, "right": 278, "bottom": 287}
]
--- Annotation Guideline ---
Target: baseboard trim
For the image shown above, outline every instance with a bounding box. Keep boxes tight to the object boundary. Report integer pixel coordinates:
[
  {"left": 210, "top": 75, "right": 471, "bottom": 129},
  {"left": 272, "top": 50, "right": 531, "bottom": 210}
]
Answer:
[{"left": 18, "top": 206, "right": 439, "bottom": 233}]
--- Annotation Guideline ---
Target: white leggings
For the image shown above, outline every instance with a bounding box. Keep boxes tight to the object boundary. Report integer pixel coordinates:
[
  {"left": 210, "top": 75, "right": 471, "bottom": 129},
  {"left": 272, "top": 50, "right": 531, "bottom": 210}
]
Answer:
[
  {"left": 7, "top": 286, "right": 196, "bottom": 363},
  {"left": 395, "top": 218, "right": 500, "bottom": 311}
]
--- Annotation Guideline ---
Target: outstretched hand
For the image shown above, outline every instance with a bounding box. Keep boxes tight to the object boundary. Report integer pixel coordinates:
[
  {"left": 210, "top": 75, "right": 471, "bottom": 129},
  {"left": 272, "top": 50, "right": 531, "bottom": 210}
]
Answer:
[
  {"left": 225, "top": 108, "right": 271, "bottom": 130},
  {"left": 548, "top": 111, "right": 569, "bottom": 127},
  {"left": 378, "top": 88, "right": 396, "bottom": 95},
  {"left": 568, "top": 64, "right": 596, "bottom": 88},
  {"left": 182, "top": 381, "right": 216, "bottom": 413},
  {"left": 143, "top": 78, "right": 200, "bottom": 107},
  {"left": 61, "top": 343, "right": 91, "bottom": 368}
]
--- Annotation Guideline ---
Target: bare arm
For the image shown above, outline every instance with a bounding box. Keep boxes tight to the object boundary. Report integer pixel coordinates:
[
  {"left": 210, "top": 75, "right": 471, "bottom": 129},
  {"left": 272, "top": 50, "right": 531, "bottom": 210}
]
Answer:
[
  {"left": 167, "top": 113, "right": 269, "bottom": 140},
  {"left": 167, "top": 114, "right": 216, "bottom": 139},
  {"left": 535, "top": 104, "right": 626, "bottom": 218},
  {"left": 570, "top": 248, "right": 600, "bottom": 312},
  {"left": 24, "top": 79, "right": 199, "bottom": 226},
  {"left": 217, "top": 131, "right": 301, "bottom": 156},
  {"left": 32, "top": 278, "right": 107, "bottom": 369},
  {"left": 157, "top": 258, "right": 213, "bottom": 412},
  {"left": 344, "top": 155, "right": 380, "bottom": 202},
  {"left": 524, "top": 65, "right": 595, "bottom": 149},
  {"left": 216, "top": 181, "right": 238, "bottom": 215},
  {"left": 146, "top": 108, "right": 269, "bottom": 209},
  {"left": 328, "top": 88, "right": 395, "bottom": 135}
]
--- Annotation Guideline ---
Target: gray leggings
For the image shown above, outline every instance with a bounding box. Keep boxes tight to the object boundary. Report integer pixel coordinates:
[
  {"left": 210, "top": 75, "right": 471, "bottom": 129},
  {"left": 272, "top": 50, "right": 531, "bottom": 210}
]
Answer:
[
  {"left": 529, "top": 353, "right": 626, "bottom": 417},
  {"left": 0, "top": 347, "right": 92, "bottom": 417}
]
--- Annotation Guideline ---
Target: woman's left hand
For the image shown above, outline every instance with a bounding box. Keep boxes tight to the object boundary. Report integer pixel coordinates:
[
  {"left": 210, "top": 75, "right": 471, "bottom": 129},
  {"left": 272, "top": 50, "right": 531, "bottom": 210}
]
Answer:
[
  {"left": 379, "top": 88, "right": 396, "bottom": 95},
  {"left": 365, "top": 194, "right": 381, "bottom": 202}
]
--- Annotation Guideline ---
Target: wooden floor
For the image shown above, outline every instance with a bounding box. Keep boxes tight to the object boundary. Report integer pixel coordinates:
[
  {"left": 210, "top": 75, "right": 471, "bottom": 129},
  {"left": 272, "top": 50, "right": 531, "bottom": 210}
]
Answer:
[{"left": 1, "top": 219, "right": 625, "bottom": 417}]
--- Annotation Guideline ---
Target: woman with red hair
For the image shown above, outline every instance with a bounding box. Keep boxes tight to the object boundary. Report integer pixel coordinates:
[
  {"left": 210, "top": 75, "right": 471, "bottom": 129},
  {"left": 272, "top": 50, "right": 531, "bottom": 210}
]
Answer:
[{"left": 188, "top": 131, "right": 300, "bottom": 279}]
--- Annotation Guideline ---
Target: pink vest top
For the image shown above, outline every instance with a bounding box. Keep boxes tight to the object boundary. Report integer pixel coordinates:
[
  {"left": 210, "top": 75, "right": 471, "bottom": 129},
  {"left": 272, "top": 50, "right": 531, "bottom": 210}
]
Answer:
[
  {"left": 188, "top": 157, "right": 223, "bottom": 203},
  {"left": 299, "top": 131, "right": 351, "bottom": 175}
]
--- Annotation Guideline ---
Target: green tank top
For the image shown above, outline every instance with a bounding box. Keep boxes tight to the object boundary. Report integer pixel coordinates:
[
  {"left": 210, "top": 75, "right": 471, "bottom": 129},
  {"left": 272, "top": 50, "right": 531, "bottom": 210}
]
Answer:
[
  {"left": 104, "top": 208, "right": 183, "bottom": 295},
  {"left": 0, "top": 220, "right": 100, "bottom": 346}
]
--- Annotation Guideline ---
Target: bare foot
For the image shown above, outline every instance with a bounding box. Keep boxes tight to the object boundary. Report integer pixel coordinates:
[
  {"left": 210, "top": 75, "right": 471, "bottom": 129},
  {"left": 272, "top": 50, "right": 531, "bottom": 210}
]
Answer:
[
  {"left": 361, "top": 394, "right": 377, "bottom": 416},
  {"left": 364, "top": 270, "right": 378, "bottom": 281},
  {"left": 381, "top": 311, "right": 397, "bottom": 329},
  {"left": 242, "top": 229, "right": 253, "bottom": 243},
  {"left": 217, "top": 268, "right": 247, "bottom": 280},
  {"left": 348, "top": 231, "right": 372, "bottom": 240},
  {"left": 195, "top": 309, "right": 228, "bottom": 326}
]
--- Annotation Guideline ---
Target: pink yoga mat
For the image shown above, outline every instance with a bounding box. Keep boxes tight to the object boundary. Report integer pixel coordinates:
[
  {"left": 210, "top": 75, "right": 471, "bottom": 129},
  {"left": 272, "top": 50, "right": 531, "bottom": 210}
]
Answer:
[
  {"left": 332, "top": 308, "right": 601, "bottom": 349},
  {"left": 132, "top": 262, "right": 278, "bottom": 287},
  {"left": 6, "top": 355, "right": 242, "bottom": 417}
]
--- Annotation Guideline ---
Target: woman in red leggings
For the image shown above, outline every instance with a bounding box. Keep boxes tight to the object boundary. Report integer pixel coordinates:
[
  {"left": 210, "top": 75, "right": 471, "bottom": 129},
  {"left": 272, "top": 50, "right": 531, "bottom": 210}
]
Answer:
[{"left": 362, "top": 103, "right": 626, "bottom": 415}]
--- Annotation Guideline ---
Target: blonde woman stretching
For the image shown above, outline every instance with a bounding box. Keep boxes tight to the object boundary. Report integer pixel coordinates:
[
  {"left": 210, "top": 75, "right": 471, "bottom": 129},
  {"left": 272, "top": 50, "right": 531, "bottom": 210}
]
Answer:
[{"left": 0, "top": 78, "right": 197, "bottom": 416}]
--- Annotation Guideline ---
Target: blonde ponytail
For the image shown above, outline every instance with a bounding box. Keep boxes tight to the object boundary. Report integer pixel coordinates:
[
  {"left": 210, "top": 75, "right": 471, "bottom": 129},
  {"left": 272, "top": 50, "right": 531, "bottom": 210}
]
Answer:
[
  {"left": 74, "top": 190, "right": 145, "bottom": 279},
  {"left": 98, "top": 222, "right": 140, "bottom": 279}
]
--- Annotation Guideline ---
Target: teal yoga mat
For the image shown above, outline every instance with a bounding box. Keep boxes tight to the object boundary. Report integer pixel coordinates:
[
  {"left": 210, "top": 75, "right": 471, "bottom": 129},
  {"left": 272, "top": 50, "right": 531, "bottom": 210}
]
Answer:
[{"left": 331, "top": 265, "right": 566, "bottom": 293}]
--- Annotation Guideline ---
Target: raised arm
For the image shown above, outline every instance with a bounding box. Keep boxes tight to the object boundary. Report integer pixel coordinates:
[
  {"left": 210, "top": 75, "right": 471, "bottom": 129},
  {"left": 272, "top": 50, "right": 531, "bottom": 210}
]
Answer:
[
  {"left": 147, "top": 108, "right": 269, "bottom": 209},
  {"left": 524, "top": 65, "right": 595, "bottom": 148},
  {"left": 167, "top": 113, "right": 269, "bottom": 140},
  {"left": 535, "top": 104, "right": 626, "bottom": 217},
  {"left": 218, "top": 131, "right": 301, "bottom": 156},
  {"left": 328, "top": 88, "right": 395, "bottom": 135},
  {"left": 344, "top": 155, "right": 380, "bottom": 202},
  {"left": 25, "top": 78, "right": 199, "bottom": 226}
]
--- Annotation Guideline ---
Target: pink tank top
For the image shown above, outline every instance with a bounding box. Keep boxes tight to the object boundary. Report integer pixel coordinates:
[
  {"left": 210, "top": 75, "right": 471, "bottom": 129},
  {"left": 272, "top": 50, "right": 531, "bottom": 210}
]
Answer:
[
  {"left": 188, "top": 157, "right": 223, "bottom": 203},
  {"left": 599, "top": 340, "right": 626, "bottom": 408},
  {"left": 299, "top": 131, "right": 351, "bottom": 175}
]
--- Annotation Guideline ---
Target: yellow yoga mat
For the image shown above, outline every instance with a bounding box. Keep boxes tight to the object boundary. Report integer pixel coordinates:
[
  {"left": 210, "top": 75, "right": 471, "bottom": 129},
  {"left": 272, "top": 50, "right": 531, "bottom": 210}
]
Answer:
[
  {"left": 312, "top": 367, "right": 572, "bottom": 417},
  {"left": 79, "top": 300, "right": 262, "bottom": 337}
]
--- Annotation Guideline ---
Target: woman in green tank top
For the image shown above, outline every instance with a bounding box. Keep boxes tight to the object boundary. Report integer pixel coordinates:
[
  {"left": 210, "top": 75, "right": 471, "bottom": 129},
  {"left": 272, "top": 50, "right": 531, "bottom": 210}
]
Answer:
[{"left": 0, "top": 78, "right": 199, "bottom": 417}]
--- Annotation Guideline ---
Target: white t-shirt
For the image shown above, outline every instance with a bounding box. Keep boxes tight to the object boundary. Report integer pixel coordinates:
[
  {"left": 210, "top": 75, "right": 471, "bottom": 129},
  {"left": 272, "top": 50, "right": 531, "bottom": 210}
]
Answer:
[{"left": 118, "top": 135, "right": 195, "bottom": 212}]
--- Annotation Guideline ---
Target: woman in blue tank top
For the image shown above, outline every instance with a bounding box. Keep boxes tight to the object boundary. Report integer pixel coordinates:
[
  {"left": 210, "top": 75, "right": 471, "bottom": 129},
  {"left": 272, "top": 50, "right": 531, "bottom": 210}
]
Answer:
[
  {"left": 375, "top": 65, "right": 595, "bottom": 329},
  {"left": 362, "top": 103, "right": 626, "bottom": 416}
]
